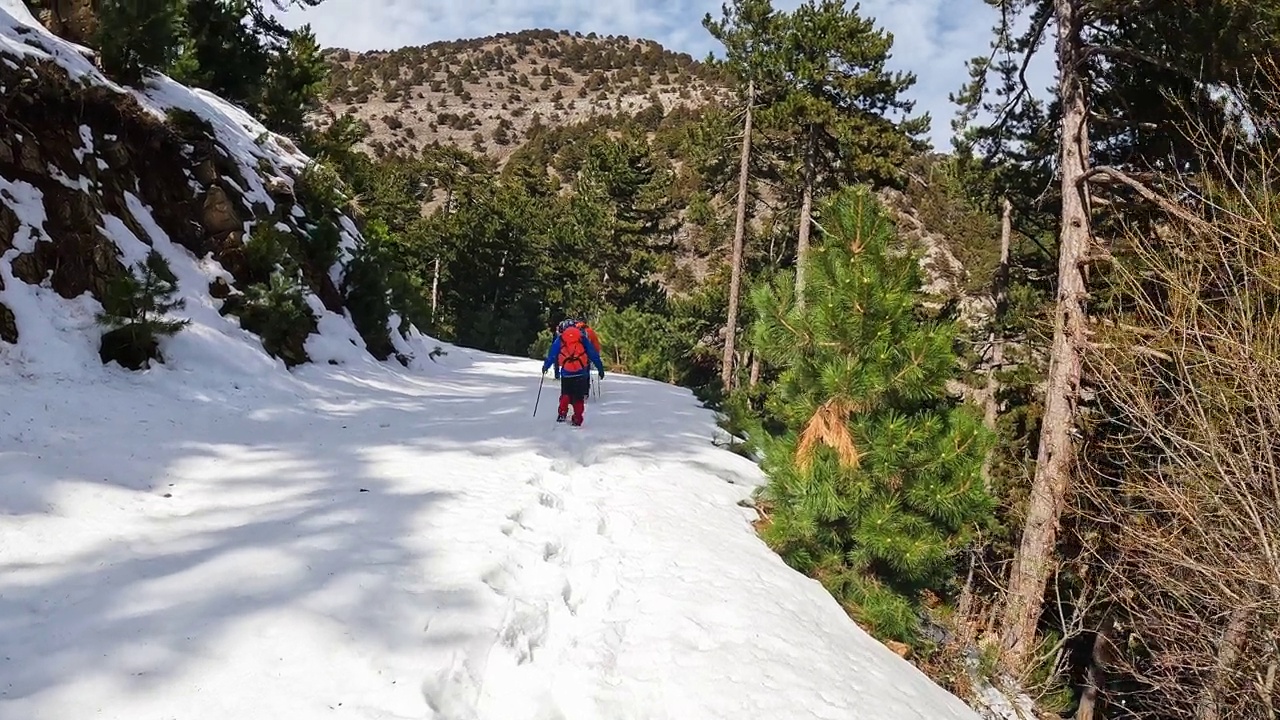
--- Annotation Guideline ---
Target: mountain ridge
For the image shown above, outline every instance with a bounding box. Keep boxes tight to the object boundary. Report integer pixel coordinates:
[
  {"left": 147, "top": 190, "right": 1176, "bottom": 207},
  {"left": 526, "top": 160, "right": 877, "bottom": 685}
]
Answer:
[{"left": 315, "top": 28, "right": 730, "bottom": 164}]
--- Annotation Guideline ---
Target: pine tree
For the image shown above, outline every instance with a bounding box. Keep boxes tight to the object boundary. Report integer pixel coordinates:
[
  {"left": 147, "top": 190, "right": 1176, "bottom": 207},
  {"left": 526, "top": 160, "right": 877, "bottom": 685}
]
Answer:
[
  {"left": 236, "top": 272, "right": 314, "bottom": 367},
  {"left": 703, "top": 0, "right": 784, "bottom": 390},
  {"left": 749, "top": 187, "right": 994, "bottom": 642},
  {"left": 171, "top": 0, "right": 329, "bottom": 138},
  {"left": 574, "top": 133, "right": 673, "bottom": 309},
  {"left": 258, "top": 25, "right": 328, "bottom": 137},
  {"left": 758, "top": 0, "right": 928, "bottom": 307},
  {"left": 97, "top": 250, "right": 189, "bottom": 368},
  {"left": 170, "top": 0, "right": 272, "bottom": 104},
  {"left": 95, "top": 0, "right": 185, "bottom": 84}
]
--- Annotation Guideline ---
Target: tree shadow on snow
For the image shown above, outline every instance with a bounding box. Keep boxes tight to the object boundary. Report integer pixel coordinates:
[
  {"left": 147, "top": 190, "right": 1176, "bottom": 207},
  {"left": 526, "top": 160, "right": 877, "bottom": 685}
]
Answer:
[
  {"left": 0, "top": 378, "right": 474, "bottom": 711},
  {"left": 0, "top": 347, "right": 757, "bottom": 712}
]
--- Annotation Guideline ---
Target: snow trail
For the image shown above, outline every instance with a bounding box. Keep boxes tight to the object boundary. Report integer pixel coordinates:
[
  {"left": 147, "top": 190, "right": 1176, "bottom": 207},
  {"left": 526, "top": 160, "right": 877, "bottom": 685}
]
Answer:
[{"left": 1, "top": 351, "right": 980, "bottom": 720}]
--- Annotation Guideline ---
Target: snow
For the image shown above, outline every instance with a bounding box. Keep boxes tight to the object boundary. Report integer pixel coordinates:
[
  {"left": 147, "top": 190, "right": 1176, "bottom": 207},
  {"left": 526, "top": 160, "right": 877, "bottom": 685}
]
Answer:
[
  {"left": 0, "top": 329, "right": 981, "bottom": 720},
  {"left": 2, "top": 178, "right": 981, "bottom": 718},
  {"left": 0, "top": 0, "right": 106, "bottom": 83},
  {"left": 0, "top": 177, "right": 51, "bottom": 251},
  {"left": 0, "top": 3, "right": 980, "bottom": 718},
  {"left": 73, "top": 124, "right": 93, "bottom": 163}
]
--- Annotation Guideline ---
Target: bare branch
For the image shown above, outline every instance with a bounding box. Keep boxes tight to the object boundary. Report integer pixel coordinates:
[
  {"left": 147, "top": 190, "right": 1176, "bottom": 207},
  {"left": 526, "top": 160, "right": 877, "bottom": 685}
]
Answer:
[{"left": 1082, "top": 165, "right": 1207, "bottom": 227}]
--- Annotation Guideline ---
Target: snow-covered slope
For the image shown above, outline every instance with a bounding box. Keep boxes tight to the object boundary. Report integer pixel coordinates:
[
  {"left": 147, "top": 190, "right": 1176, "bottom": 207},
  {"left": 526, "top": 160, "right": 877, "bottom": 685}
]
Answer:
[
  {"left": 1, "top": 0, "right": 382, "bottom": 374},
  {"left": 0, "top": 3, "right": 981, "bottom": 718},
  {"left": 0, "top": 341, "right": 980, "bottom": 720}
]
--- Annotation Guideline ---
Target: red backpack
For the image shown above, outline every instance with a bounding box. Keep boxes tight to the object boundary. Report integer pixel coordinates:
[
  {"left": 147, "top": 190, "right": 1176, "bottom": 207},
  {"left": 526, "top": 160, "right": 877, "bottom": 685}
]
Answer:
[{"left": 557, "top": 325, "right": 589, "bottom": 373}]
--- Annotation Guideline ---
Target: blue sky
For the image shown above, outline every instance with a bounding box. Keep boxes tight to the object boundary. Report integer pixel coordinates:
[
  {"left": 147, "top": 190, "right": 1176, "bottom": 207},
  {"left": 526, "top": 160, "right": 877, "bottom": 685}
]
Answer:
[{"left": 276, "top": 0, "right": 1055, "bottom": 150}]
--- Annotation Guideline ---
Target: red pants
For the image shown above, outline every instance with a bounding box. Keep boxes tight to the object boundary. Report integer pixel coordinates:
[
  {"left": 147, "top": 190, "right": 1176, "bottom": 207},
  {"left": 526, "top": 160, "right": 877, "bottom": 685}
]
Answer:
[
  {"left": 558, "top": 374, "right": 590, "bottom": 424},
  {"left": 558, "top": 395, "right": 585, "bottom": 424}
]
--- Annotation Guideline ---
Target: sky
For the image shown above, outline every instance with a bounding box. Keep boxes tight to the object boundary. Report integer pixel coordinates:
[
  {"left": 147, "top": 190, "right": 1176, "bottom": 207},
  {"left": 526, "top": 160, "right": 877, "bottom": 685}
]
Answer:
[{"left": 275, "top": 0, "right": 1056, "bottom": 150}]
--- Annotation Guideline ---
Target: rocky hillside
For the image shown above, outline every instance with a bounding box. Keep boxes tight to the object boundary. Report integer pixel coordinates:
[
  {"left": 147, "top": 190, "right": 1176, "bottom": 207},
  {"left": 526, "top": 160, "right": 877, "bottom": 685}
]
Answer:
[
  {"left": 312, "top": 30, "right": 998, "bottom": 312},
  {"left": 0, "top": 1, "right": 428, "bottom": 373},
  {"left": 317, "top": 29, "right": 729, "bottom": 163}
]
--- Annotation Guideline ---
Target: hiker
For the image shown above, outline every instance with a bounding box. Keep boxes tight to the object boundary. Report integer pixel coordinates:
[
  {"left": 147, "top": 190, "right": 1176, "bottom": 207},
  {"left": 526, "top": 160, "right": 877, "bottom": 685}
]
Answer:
[
  {"left": 555, "top": 318, "right": 601, "bottom": 358},
  {"left": 543, "top": 321, "right": 605, "bottom": 426},
  {"left": 553, "top": 318, "right": 602, "bottom": 380}
]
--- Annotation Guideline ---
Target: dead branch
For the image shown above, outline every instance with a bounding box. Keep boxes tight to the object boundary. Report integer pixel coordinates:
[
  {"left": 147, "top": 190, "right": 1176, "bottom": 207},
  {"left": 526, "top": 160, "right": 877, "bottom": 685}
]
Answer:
[{"left": 1082, "top": 166, "right": 1207, "bottom": 228}]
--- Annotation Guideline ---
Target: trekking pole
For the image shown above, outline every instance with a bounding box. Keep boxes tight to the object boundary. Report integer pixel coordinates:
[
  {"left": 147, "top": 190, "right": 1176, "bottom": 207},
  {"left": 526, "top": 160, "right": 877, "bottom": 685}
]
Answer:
[{"left": 534, "top": 373, "right": 545, "bottom": 416}]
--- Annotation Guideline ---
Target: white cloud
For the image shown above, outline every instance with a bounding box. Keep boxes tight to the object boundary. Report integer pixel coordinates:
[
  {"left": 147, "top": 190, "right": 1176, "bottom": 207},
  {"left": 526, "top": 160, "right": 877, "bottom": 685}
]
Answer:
[{"left": 276, "top": 0, "right": 1056, "bottom": 150}]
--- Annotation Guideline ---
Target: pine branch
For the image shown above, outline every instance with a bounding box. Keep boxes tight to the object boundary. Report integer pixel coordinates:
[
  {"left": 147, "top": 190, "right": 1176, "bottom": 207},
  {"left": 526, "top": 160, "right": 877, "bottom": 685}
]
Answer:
[
  {"left": 986, "top": 9, "right": 1052, "bottom": 133},
  {"left": 1082, "top": 44, "right": 1203, "bottom": 85}
]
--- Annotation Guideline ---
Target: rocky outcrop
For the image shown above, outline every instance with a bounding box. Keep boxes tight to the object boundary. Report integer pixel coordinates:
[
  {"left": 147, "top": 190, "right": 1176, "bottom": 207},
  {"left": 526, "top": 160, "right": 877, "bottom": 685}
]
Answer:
[{"left": 877, "top": 186, "right": 992, "bottom": 328}]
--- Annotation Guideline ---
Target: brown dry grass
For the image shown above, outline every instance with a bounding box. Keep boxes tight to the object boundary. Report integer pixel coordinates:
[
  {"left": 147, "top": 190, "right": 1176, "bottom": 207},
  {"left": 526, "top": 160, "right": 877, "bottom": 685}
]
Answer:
[{"left": 795, "top": 396, "right": 861, "bottom": 470}]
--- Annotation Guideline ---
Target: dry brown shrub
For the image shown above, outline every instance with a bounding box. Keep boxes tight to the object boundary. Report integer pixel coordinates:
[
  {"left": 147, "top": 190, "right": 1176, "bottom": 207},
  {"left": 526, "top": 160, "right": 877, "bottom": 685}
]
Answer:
[{"left": 1079, "top": 70, "right": 1280, "bottom": 720}]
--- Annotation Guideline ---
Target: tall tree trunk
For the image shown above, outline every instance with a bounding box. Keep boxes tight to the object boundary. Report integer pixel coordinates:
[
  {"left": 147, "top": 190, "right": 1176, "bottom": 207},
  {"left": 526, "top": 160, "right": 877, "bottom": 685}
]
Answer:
[
  {"left": 794, "top": 124, "right": 815, "bottom": 311},
  {"left": 981, "top": 198, "right": 1013, "bottom": 483},
  {"left": 433, "top": 184, "right": 454, "bottom": 324},
  {"left": 492, "top": 250, "right": 508, "bottom": 308},
  {"left": 999, "top": 0, "right": 1092, "bottom": 672},
  {"left": 431, "top": 256, "right": 440, "bottom": 322},
  {"left": 722, "top": 80, "right": 755, "bottom": 390},
  {"left": 749, "top": 354, "right": 761, "bottom": 387}
]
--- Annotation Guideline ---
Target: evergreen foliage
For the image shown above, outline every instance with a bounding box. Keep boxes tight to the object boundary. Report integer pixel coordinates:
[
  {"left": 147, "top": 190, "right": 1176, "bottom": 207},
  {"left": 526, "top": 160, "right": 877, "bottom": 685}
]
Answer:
[
  {"left": 46, "top": 0, "right": 1280, "bottom": 709},
  {"left": 95, "top": 0, "right": 185, "bottom": 84},
  {"left": 232, "top": 271, "right": 316, "bottom": 367},
  {"left": 748, "top": 187, "right": 994, "bottom": 643},
  {"left": 756, "top": 0, "right": 928, "bottom": 191},
  {"left": 170, "top": 0, "right": 275, "bottom": 103},
  {"left": 92, "top": 0, "right": 329, "bottom": 138},
  {"left": 340, "top": 219, "right": 429, "bottom": 360},
  {"left": 258, "top": 25, "right": 328, "bottom": 137},
  {"left": 97, "top": 250, "right": 189, "bottom": 369},
  {"left": 702, "top": 0, "right": 783, "bottom": 94}
]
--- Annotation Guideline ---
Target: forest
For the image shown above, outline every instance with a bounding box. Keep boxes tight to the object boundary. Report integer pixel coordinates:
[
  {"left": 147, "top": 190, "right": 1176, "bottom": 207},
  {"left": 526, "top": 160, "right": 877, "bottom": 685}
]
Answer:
[{"left": 22, "top": 0, "right": 1280, "bottom": 717}]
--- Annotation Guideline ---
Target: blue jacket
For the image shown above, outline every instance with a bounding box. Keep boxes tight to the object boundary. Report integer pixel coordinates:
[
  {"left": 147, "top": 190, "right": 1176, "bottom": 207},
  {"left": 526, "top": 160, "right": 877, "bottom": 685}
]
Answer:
[{"left": 543, "top": 332, "right": 604, "bottom": 377}]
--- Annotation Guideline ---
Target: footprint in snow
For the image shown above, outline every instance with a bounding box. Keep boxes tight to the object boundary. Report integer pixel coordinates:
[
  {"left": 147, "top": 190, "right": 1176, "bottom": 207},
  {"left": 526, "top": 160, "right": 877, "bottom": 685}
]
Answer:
[
  {"left": 549, "top": 457, "right": 577, "bottom": 475},
  {"left": 498, "top": 597, "right": 550, "bottom": 665},
  {"left": 421, "top": 652, "right": 483, "bottom": 719},
  {"left": 538, "top": 490, "right": 563, "bottom": 510},
  {"left": 480, "top": 563, "right": 518, "bottom": 597},
  {"left": 542, "top": 540, "right": 562, "bottom": 561}
]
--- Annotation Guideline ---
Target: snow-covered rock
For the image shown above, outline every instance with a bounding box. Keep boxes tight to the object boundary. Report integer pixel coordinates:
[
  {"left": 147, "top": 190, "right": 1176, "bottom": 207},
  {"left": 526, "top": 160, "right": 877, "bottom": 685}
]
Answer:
[{"left": 0, "top": 0, "right": 382, "bottom": 377}]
